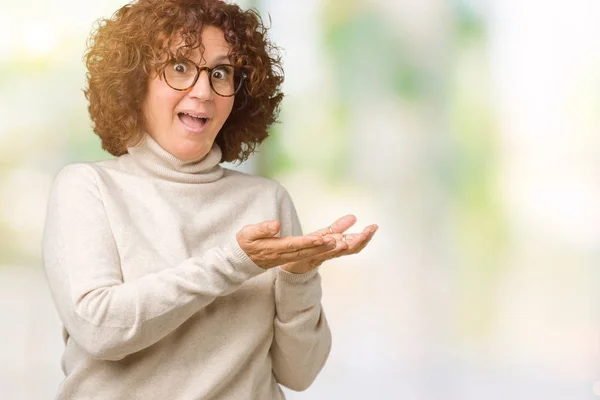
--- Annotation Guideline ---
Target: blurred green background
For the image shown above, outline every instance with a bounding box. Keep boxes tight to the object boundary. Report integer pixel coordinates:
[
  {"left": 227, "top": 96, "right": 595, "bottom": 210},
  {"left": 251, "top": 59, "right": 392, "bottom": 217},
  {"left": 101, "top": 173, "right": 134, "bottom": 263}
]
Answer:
[{"left": 2, "top": 0, "right": 600, "bottom": 398}]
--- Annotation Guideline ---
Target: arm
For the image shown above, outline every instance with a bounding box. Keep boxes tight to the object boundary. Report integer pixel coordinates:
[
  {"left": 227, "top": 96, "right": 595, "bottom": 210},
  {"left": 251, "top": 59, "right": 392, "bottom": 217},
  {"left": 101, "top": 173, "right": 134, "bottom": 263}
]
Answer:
[
  {"left": 42, "top": 164, "right": 264, "bottom": 361},
  {"left": 270, "top": 186, "right": 332, "bottom": 391}
]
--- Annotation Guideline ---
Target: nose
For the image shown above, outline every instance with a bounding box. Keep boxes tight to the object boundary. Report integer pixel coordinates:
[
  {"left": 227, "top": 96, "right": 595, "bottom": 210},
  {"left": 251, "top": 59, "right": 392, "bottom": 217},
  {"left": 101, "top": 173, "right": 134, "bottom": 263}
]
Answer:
[{"left": 187, "top": 70, "right": 213, "bottom": 101}]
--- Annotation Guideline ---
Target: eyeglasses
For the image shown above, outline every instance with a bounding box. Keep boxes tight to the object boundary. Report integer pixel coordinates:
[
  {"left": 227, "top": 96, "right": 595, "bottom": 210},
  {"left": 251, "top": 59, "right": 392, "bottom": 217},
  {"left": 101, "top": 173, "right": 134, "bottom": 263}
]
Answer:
[{"left": 163, "top": 58, "right": 247, "bottom": 97}]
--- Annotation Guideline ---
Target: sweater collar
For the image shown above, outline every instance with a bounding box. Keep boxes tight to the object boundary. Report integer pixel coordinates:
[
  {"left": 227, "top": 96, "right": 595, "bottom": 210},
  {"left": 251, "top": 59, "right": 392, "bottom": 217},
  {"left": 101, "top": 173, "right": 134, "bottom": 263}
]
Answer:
[{"left": 123, "top": 134, "right": 224, "bottom": 183}]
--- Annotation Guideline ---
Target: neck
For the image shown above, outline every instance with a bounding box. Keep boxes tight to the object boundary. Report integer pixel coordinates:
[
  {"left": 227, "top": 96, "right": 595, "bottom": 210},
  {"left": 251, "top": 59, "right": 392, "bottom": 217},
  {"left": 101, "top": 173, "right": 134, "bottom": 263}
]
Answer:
[{"left": 122, "top": 134, "right": 224, "bottom": 184}]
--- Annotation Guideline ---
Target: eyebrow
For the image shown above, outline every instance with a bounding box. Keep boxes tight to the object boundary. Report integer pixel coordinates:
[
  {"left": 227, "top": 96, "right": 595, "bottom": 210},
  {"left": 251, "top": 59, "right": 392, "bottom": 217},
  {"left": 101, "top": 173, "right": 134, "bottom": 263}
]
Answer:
[
  {"left": 185, "top": 53, "right": 232, "bottom": 66},
  {"left": 210, "top": 54, "right": 232, "bottom": 65}
]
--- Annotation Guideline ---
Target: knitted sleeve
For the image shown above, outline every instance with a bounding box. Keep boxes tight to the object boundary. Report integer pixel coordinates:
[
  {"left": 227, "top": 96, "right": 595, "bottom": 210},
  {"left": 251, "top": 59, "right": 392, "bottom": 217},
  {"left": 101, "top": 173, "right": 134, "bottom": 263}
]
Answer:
[
  {"left": 270, "top": 185, "right": 332, "bottom": 391},
  {"left": 42, "top": 164, "right": 265, "bottom": 361}
]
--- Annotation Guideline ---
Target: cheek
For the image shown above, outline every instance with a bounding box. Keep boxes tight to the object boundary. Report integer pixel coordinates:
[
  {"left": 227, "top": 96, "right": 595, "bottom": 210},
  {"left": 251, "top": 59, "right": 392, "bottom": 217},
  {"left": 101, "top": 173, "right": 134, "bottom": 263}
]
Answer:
[
  {"left": 217, "top": 98, "right": 235, "bottom": 122},
  {"left": 147, "top": 84, "right": 183, "bottom": 118}
]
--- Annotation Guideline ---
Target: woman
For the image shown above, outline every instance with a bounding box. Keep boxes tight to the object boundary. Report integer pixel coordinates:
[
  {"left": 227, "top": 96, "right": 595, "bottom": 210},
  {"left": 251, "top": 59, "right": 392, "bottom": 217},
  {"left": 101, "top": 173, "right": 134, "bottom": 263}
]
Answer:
[{"left": 42, "top": 0, "right": 378, "bottom": 398}]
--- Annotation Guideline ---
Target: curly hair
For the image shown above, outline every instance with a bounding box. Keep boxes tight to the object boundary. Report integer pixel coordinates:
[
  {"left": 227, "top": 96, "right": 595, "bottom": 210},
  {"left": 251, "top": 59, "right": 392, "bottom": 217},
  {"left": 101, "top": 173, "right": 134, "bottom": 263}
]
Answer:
[{"left": 83, "top": 0, "right": 284, "bottom": 162}]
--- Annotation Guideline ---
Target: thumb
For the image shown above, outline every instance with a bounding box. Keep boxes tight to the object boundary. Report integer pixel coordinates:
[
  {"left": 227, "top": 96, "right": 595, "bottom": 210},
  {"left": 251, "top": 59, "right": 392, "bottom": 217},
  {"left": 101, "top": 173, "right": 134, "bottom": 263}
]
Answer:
[{"left": 244, "top": 220, "right": 280, "bottom": 241}]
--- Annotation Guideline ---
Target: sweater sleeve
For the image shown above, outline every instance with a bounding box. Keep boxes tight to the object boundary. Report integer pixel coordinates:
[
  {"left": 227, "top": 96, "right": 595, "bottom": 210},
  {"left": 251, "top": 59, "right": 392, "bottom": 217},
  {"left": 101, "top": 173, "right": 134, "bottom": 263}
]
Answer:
[
  {"left": 270, "top": 185, "right": 332, "bottom": 391},
  {"left": 42, "top": 164, "right": 265, "bottom": 361}
]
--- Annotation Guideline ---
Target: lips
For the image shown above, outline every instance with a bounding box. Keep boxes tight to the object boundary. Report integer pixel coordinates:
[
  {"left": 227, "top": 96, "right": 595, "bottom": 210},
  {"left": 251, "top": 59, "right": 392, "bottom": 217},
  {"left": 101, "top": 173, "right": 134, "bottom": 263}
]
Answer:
[{"left": 177, "top": 112, "right": 211, "bottom": 133}]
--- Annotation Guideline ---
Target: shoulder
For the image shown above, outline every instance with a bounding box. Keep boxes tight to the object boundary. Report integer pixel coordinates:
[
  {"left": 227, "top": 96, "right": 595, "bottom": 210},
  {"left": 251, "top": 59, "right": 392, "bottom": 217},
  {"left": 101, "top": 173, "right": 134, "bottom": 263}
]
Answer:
[
  {"left": 52, "top": 163, "right": 98, "bottom": 186},
  {"left": 44, "top": 164, "right": 113, "bottom": 235},
  {"left": 49, "top": 163, "right": 105, "bottom": 204},
  {"left": 52, "top": 158, "right": 123, "bottom": 186}
]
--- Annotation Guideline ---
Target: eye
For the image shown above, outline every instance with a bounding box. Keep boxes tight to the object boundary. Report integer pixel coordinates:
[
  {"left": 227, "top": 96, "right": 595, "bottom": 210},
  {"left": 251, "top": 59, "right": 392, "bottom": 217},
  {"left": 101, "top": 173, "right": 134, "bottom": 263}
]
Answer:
[
  {"left": 211, "top": 65, "right": 232, "bottom": 80},
  {"left": 170, "top": 60, "right": 193, "bottom": 75},
  {"left": 174, "top": 63, "right": 186, "bottom": 73}
]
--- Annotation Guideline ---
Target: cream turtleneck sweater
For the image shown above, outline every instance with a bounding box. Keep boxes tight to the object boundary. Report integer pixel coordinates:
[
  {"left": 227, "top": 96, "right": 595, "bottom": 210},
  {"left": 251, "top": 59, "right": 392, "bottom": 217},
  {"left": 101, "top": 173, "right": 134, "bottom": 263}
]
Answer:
[{"left": 42, "top": 134, "right": 331, "bottom": 400}]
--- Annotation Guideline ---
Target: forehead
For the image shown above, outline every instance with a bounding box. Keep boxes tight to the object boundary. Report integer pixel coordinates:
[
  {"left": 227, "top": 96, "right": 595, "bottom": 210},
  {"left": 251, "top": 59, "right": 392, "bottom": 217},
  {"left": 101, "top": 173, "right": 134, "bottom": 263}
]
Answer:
[
  {"left": 198, "top": 26, "right": 230, "bottom": 49},
  {"left": 169, "top": 26, "right": 231, "bottom": 59}
]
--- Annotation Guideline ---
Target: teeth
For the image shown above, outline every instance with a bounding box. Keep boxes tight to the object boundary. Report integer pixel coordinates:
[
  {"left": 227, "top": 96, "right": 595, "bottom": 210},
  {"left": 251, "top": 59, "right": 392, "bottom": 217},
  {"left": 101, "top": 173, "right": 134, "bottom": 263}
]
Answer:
[{"left": 182, "top": 112, "right": 208, "bottom": 120}]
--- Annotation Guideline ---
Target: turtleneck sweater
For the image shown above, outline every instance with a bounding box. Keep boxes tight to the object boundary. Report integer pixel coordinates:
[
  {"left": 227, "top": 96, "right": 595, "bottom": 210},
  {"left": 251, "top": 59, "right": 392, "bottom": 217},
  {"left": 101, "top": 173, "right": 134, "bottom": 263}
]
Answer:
[{"left": 42, "top": 134, "right": 331, "bottom": 400}]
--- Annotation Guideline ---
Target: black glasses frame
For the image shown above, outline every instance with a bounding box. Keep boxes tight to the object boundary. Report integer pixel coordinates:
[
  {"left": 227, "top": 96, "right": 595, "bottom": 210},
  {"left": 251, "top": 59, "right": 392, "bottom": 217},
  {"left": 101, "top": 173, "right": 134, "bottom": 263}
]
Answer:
[{"left": 163, "top": 60, "right": 247, "bottom": 97}]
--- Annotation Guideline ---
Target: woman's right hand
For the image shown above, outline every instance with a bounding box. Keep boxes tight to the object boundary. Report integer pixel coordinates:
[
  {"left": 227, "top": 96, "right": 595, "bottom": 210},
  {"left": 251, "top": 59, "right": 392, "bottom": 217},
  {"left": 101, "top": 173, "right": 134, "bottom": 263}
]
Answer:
[{"left": 236, "top": 220, "right": 337, "bottom": 269}]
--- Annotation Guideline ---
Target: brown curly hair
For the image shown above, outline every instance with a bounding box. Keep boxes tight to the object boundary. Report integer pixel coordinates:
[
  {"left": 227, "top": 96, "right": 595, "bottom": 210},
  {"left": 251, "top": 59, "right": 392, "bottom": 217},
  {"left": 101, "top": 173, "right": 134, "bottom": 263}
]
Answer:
[{"left": 83, "top": 0, "right": 284, "bottom": 162}]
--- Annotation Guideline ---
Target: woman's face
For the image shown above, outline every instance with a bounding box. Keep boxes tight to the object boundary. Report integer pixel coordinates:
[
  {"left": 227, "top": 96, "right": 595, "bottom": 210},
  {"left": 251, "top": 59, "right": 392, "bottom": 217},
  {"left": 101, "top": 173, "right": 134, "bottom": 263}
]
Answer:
[{"left": 141, "top": 26, "right": 235, "bottom": 161}]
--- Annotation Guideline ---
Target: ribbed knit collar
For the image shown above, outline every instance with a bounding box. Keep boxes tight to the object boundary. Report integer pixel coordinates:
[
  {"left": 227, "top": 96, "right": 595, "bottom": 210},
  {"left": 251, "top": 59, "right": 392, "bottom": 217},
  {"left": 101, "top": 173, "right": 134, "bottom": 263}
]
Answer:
[{"left": 123, "top": 134, "right": 224, "bottom": 184}]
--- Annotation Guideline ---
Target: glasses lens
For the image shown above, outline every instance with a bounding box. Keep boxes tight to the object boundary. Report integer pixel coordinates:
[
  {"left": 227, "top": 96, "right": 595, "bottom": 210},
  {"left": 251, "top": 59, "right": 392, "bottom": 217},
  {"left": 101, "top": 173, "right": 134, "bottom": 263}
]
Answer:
[
  {"left": 210, "top": 65, "right": 242, "bottom": 96},
  {"left": 164, "top": 59, "right": 198, "bottom": 90},
  {"left": 164, "top": 60, "right": 244, "bottom": 96}
]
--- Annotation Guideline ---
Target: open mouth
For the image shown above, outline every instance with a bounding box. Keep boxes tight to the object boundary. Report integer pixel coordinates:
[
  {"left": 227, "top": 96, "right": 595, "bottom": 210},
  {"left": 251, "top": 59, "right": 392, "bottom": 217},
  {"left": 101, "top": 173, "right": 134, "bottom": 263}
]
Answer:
[{"left": 178, "top": 112, "right": 210, "bottom": 132}]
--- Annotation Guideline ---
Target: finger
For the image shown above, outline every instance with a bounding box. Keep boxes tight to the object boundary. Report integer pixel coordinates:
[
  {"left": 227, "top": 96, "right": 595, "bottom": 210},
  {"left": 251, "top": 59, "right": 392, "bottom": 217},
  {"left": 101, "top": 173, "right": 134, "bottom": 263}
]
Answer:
[
  {"left": 271, "top": 239, "right": 338, "bottom": 264},
  {"left": 276, "top": 234, "right": 335, "bottom": 253},
  {"left": 300, "top": 233, "right": 349, "bottom": 260},
  {"left": 317, "top": 235, "right": 350, "bottom": 258},
  {"left": 281, "top": 225, "right": 379, "bottom": 271},
  {"left": 314, "top": 214, "right": 357, "bottom": 236},
  {"left": 328, "top": 225, "right": 377, "bottom": 258},
  {"left": 332, "top": 233, "right": 364, "bottom": 255},
  {"left": 351, "top": 234, "right": 374, "bottom": 254},
  {"left": 344, "top": 225, "right": 378, "bottom": 255},
  {"left": 281, "top": 236, "right": 349, "bottom": 271},
  {"left": 341, "top": 233, "right": 363, "bottom": 245},
  {"left": 239, "top": 220, "right": 280, "bottom": 242}
]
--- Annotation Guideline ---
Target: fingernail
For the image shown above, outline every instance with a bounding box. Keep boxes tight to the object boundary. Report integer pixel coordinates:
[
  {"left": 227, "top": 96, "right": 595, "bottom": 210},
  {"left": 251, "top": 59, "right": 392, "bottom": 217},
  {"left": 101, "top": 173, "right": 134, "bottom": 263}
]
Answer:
[{"left": 313, "top": 238, "right": 323, "bottom": 245}]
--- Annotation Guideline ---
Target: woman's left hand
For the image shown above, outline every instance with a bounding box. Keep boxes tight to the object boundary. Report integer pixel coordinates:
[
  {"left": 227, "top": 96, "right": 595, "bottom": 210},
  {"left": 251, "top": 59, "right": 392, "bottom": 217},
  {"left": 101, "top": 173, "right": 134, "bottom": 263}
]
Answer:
[{"left": 279, "top": 214, "right": 378, "bottom": 274}]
